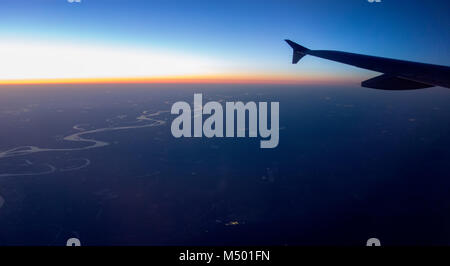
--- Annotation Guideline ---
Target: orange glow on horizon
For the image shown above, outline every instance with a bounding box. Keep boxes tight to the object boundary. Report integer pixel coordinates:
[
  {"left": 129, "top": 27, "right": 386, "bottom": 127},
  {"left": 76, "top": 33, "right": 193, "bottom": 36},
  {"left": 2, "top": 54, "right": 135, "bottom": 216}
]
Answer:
[
  {"left": 0, "top": 74, "right": 357, "bottom": 86},
  {"left": 0, "top": 40, "right": 361, "bottom": 87}
]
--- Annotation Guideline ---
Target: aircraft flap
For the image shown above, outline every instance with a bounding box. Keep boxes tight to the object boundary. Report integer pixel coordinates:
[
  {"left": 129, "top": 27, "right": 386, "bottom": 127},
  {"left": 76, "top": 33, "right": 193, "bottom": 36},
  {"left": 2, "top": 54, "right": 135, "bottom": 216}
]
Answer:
[{"left": 361, "top": 74, "right": 433, "bottom": 90}]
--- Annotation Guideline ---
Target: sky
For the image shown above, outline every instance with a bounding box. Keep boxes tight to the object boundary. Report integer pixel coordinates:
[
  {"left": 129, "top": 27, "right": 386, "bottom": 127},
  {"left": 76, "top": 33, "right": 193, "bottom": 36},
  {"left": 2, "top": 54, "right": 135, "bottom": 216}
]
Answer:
[{"left": 0, "top": 0, "right": 449, "bottom": 84}]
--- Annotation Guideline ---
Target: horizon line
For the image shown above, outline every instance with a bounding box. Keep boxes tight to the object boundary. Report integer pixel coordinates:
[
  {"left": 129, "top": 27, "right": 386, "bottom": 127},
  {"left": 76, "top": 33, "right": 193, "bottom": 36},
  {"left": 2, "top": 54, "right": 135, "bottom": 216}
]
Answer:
[{"left": 0, "top": 75, "right": 358, "bottom": 86}]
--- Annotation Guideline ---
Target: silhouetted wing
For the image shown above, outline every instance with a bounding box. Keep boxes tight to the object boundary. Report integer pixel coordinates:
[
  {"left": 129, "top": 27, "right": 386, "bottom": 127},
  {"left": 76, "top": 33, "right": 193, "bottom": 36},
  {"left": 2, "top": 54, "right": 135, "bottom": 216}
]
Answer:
[
  {"left": 361, "top": 74, "right": 433, "bottom": 90},
  {"left": 285, "top": 39, "right": 450, "bottom": 90}
]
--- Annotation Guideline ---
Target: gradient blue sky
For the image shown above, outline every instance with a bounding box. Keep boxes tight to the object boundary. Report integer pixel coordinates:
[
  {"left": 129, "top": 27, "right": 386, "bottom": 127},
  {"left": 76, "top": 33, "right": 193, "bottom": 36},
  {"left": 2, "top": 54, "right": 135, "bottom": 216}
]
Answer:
[{"left": 0, "top": 0, "right": 449, "bottom": 83}]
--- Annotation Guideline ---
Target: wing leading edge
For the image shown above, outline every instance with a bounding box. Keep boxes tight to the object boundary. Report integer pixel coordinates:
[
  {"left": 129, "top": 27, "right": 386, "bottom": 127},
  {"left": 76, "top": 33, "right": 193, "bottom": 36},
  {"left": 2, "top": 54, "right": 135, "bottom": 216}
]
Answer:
[{"left": 285, "top": 39, "right": 450, "bottom": 90}]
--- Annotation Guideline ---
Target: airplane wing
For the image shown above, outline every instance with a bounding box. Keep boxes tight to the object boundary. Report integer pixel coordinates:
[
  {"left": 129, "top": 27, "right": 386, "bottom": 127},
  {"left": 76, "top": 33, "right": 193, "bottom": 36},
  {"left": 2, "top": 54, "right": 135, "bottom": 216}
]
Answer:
[{"left": 285, "top": 39, "right": 450, "bottom": 90}]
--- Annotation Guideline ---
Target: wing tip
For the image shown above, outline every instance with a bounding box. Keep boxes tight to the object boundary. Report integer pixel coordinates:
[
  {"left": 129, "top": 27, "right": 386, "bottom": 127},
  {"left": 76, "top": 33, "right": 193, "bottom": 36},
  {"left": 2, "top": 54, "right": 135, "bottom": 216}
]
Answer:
[
  {"left": 285, "top": 39, "right": 309, "bottom": 64},
  {"left": 284, "top": 39, "right": 309, "bottom": 53}
]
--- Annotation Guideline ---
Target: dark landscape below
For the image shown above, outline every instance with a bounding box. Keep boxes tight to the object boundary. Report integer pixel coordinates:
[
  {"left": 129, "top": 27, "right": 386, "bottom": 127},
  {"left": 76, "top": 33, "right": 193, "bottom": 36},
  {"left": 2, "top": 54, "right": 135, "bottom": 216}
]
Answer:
[{"left": 0, "top": 84, "right": 449, "bottom": 245}]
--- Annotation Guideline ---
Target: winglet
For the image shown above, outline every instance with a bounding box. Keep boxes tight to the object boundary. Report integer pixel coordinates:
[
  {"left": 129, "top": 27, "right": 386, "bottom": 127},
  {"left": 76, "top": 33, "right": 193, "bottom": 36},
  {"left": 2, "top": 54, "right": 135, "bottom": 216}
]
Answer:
[{"left": 285, "top": 39, "right": 309, "bottom": 64}]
